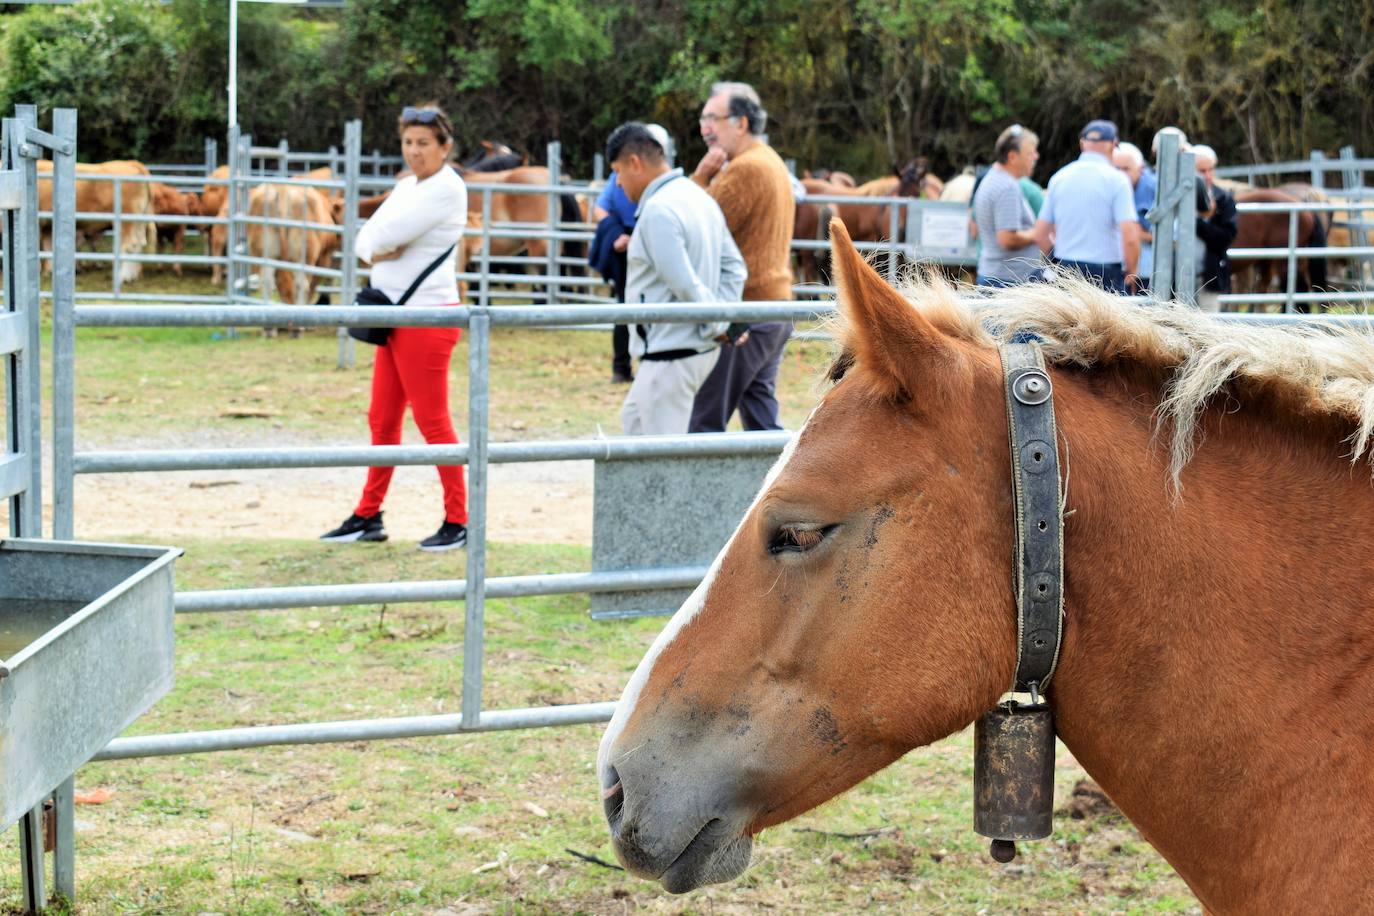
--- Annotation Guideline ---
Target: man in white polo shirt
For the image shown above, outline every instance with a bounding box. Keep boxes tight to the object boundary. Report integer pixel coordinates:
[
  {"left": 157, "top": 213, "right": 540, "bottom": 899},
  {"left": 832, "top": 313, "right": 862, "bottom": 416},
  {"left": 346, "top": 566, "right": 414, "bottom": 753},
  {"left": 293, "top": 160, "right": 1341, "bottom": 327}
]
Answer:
[{"left": 1034, "top": 119, "right": 1141, "bottom": 294}]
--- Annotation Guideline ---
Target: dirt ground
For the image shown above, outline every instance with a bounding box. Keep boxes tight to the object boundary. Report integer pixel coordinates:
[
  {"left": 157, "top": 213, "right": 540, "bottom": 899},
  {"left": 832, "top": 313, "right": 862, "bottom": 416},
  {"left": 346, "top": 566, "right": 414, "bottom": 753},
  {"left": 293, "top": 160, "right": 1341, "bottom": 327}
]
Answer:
[{"left": 47, "top": 429, "right": 594, "bottom": 546}]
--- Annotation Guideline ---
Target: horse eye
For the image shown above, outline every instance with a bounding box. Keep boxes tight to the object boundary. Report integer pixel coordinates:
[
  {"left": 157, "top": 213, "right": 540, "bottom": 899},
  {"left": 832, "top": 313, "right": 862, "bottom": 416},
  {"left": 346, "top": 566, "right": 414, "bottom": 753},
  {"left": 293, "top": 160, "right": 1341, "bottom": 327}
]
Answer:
[{"left": 768, "top": 524, "right": 836, "bottom": 555}]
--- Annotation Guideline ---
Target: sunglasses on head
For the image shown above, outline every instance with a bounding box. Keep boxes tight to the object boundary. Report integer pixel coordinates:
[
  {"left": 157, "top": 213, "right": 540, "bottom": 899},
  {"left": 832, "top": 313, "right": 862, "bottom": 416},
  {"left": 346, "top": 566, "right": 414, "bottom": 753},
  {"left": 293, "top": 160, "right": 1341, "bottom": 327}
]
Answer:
[{"left": 401, "top": 107, "right": 441, "bottom": 124}]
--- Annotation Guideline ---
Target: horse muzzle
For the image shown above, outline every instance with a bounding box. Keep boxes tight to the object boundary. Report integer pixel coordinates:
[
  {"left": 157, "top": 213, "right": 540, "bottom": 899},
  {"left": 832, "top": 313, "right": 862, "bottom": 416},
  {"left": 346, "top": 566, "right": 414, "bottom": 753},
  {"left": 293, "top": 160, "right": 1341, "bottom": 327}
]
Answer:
[{"left": 602, "top": 762, "right": 754, "bottom": 893}]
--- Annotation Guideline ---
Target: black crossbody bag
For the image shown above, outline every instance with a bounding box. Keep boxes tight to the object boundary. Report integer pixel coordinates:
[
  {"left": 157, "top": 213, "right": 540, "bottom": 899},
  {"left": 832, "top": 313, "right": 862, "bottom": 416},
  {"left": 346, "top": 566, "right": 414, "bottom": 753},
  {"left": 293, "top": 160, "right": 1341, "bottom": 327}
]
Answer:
[{"left": 350, "top": 244, "right": 456, "bottom": 346}]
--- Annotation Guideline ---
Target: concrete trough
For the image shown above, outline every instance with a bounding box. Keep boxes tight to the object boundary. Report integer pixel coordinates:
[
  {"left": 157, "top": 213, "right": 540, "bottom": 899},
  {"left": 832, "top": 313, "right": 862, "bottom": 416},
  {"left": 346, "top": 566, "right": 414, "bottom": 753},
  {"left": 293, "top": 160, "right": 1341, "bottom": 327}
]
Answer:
[{"left": 0, "top": 539, "right": 179, "bottom": 830}]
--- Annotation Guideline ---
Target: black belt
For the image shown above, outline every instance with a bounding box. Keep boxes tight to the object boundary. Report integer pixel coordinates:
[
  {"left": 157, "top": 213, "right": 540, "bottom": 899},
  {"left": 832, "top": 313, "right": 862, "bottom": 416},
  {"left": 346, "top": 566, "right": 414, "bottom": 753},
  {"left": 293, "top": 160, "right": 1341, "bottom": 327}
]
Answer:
[{"left": 640, "top": 348, "right": 710, "bottom": 362}]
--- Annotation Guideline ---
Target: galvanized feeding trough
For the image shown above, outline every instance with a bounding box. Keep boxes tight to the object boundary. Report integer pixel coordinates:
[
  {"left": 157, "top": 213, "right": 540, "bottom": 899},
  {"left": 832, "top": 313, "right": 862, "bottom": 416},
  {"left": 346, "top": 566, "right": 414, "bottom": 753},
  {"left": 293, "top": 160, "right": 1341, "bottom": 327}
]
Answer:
[{"left": 0, "top": 539, "right": 179, "bottom": 833}]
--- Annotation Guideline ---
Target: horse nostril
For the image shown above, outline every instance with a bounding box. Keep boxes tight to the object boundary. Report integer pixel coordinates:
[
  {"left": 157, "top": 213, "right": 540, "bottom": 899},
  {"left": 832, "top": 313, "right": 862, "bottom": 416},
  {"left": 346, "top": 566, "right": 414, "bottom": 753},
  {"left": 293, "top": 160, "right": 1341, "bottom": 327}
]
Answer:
[{"left": 602, "top": 765, "right": 624, "bottom": 829}]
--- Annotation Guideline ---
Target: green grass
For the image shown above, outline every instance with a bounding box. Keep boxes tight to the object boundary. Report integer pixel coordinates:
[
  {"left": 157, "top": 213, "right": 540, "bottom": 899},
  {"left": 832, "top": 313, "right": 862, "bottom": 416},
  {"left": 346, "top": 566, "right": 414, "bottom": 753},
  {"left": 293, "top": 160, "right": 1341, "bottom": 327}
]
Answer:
[{"left": 0, "top": 539, "right": 1197, "bottom": 914}]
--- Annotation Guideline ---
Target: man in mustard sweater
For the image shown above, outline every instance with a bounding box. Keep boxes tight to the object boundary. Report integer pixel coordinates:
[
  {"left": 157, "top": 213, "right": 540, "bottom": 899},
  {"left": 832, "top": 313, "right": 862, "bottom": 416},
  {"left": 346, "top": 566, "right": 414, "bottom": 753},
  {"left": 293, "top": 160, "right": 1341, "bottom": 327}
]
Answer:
[{"left": 688, "top": 82, "right": 796, "bottom": 432}]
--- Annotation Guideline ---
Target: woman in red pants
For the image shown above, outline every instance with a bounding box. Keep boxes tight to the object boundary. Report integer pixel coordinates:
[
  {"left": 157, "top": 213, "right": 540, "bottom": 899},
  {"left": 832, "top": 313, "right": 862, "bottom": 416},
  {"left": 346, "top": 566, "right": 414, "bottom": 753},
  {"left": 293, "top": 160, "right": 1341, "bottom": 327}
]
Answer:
[{"left": 321, "top": 104, "right": 470, "bottom": 551}]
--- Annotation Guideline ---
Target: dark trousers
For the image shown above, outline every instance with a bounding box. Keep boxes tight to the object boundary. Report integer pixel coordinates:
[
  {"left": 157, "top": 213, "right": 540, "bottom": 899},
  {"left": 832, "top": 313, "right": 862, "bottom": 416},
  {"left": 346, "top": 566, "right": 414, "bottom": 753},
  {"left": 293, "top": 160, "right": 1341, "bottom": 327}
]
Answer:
[
  {"left": 688, "top": 321, "right": 791, "bottom": 432},
  {"left": 612, "top": 324, "right": 632, "bottom": 377},
  {"left": 1055, "top": 259, "right": 1126, "bottom": 294}
]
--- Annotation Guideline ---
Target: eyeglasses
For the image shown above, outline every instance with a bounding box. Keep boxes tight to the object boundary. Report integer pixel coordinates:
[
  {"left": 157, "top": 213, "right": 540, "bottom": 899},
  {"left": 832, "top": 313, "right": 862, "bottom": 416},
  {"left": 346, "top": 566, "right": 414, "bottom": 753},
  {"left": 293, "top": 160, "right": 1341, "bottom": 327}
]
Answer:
[
  {"left": 401, "top": 107, "right": 441, "bottom": 124},
  {"left": 699, "top": 113, "right": 738, "bottom": 126}
]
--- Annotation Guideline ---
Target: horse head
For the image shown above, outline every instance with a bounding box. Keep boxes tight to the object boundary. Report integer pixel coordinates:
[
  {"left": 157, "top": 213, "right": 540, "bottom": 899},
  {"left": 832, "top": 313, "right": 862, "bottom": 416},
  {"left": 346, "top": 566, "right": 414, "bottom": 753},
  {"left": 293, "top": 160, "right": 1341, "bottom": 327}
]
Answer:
[
  {"left": 895, "top": 156, "right": 930, "bottom": 198},
  {"left": 598, "top": 219, "right": 1016, "bottom": 893},
  {"left": 460, "top": 141, "right": 526, "bottom": 175}
]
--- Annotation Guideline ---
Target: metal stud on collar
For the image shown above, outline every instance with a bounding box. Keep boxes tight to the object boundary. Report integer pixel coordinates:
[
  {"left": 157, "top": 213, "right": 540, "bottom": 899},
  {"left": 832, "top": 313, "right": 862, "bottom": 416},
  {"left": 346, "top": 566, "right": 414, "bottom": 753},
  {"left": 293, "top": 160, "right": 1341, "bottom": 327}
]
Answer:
[{"left": 1012, "top": 369, "right": 1052, "bottom": 406}]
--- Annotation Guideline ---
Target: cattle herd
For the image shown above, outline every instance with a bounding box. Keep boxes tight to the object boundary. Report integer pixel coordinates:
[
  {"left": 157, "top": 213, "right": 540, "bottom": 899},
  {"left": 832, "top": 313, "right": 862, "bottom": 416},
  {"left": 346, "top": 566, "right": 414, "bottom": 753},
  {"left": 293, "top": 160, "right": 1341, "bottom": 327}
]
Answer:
[{"left": 30, "top": 149, "right": 1364, "bottom": 305}]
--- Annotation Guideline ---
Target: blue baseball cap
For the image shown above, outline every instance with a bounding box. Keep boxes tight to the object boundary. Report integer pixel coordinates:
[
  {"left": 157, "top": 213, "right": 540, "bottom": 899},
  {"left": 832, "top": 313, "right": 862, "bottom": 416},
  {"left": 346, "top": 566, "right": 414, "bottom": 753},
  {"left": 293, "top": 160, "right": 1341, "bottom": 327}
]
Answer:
[{"left": 1080, "top": 119, "right": 1118, "bottom": 142}]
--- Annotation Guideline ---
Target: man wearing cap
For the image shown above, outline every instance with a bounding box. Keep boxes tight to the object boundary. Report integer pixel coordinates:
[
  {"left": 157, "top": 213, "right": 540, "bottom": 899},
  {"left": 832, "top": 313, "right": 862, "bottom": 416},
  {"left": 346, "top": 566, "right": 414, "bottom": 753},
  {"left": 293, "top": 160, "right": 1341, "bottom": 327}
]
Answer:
[
  {"left": 687, "top": 81, "right": 795, "bottom": 433},
  {"left": 605, "top": 122, "right": 747, "bottom": 436},
  {"left": 1034, "top": 119, "right": 1141, "bottom": 294}
]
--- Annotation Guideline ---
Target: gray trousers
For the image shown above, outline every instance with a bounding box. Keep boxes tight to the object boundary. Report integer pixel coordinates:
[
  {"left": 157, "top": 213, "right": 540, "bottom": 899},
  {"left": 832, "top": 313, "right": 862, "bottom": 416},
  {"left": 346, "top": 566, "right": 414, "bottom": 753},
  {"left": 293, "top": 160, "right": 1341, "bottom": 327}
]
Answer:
[
  {"left": 688, "top": 322, "right": 791, "bottom": 432},
  {"left": 621, "top": 348, "right": 721, "bottom": 436}
]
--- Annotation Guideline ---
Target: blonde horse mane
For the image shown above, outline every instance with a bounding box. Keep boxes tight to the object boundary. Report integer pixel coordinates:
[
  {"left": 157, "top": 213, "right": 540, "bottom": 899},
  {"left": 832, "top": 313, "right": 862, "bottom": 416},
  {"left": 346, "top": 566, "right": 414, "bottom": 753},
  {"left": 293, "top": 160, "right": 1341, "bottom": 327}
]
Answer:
[{"left": 832, "top": 273, "right": 1374, "bottom": 487}]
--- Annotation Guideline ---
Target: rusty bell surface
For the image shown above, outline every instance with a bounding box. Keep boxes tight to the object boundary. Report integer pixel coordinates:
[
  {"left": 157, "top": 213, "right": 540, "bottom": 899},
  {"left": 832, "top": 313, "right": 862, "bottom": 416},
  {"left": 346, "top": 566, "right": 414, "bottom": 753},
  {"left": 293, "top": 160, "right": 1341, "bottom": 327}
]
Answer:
[{"left": 974, "top": 701, "right": 1055, "bottom": 862}]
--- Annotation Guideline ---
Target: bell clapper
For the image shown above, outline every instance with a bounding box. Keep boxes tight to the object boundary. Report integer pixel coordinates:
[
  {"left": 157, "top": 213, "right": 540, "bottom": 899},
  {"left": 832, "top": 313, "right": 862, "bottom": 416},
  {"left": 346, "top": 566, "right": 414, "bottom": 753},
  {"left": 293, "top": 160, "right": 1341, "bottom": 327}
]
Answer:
[{"left": 990, "top": 839, "right": 1017, "bottom": 863}]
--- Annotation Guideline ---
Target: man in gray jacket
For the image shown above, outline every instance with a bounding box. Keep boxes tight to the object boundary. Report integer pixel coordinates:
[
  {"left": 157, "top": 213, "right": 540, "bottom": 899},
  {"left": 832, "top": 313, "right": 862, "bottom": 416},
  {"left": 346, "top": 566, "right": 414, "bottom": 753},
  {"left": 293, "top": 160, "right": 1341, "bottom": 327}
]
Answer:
[{"left": 607, "top": 122, "right": 748, "bottom": 435}]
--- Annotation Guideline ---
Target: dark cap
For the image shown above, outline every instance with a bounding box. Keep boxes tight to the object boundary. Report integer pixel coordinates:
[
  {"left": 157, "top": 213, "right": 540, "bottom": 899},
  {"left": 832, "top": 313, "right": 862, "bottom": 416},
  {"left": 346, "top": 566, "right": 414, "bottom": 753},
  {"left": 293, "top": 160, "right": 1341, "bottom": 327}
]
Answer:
[{"left": 1080, "top": 119, "right": 1117, "bottom": 142}]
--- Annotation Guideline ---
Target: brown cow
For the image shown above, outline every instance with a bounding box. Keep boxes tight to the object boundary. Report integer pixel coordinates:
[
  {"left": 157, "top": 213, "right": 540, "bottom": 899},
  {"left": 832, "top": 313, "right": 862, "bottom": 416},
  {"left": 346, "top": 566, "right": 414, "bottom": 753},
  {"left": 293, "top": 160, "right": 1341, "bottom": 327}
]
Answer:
[
  {"left": 150, "top": 182, "right": 198, "bottom": 277},
  {"left": 244, "top": 182, "right": 340, "bottom": 307},
  {"left": 37, "top": 159, "right": 155, "bottom": 283}
]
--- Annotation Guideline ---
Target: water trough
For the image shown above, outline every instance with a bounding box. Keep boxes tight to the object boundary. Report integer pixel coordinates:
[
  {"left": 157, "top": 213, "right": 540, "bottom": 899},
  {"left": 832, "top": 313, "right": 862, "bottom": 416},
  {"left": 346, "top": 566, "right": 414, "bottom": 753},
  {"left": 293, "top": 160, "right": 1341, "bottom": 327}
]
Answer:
[{"left": 0, "top": 538, "right": 179, "bottom": 904}]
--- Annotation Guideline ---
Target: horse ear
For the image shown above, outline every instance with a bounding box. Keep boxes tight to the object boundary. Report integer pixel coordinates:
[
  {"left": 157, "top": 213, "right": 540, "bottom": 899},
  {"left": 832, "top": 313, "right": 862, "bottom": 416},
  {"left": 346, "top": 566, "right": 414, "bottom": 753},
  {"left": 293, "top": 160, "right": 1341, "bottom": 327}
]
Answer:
[
  {"left": 481, "top": 140, "right": 495, "bottom": 153},
  {"left": 828, "top": 218, "right": 962, "bottom": 401}
]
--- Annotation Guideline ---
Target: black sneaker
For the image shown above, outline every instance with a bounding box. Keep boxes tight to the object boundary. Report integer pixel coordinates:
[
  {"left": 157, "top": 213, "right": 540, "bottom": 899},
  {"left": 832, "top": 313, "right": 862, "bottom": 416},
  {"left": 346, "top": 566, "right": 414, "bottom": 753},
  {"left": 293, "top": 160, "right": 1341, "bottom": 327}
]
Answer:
[
  {"left": 320, "top": 512, "right": 388, "bottom": 543},
  {"left": 419, "top": 520, "right": 467, "bottom": 552}
]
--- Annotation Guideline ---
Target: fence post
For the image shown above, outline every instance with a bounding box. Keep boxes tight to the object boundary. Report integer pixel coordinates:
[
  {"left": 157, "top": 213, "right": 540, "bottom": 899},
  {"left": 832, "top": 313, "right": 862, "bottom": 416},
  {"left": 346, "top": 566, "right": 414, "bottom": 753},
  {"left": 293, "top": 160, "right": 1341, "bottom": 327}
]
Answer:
[
  {"left": 1150, "top": 132, "right": 1178, "bottom": 299},
  {"left": 592, "top": 152, "right": 604, "bottom": 184},
  {"left": 204, "top": 136, "right": 217, "bottom": 176},
  {"left": 371, "top": 148, "right": 381, "bottom": 177},
  {"left": 1310, "top": 150, "right": 1325, "bottom": 190},
  {"left": 1175, "top": 149, "right": 1197, "bottom": 304},
  {"left": 1340, "top": 146, "right": 1370, "bottom": 289},
  {"left": 112, "top": 177, "right": 123, "bottom": 297},
  {"left": 226, "top": 127, "right": 242, "bottom": 303},
  {"left": 1284, "top": 208, "right": 1299, "bottom": 313},
  {"left": 51, "top": 108, "right": 78, "bottom": 542},
  {"left": 277, "top": 138, "right": 289, "bottom": 177},
  {"left": 886, "top": 200, "right": 900, "bottom": 282},
  {"left": 47, "top": 105, "right": 79, "bottom": 906},
  {"left": 462, "top": 308, "right": 491, "bottom": 728},
  {"left": 9, "top": 105, "right": 46, "bottom": 913},
  {"left": 479, "top": 188, "right": 492, "bottom": 308},
  {"left": 547, "top": 141, "right": 561, "bottom": 306},
  {"left": 339, "top": 120, "right": 361, "bottom": 369}
]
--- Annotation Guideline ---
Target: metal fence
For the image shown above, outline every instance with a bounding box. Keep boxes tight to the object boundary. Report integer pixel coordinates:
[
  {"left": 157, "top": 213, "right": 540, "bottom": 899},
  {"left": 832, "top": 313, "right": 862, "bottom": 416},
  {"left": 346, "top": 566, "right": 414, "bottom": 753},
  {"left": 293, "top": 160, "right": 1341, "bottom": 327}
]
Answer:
[{"left": 11, "top": 106, "right": 1374, "bottom": 906}]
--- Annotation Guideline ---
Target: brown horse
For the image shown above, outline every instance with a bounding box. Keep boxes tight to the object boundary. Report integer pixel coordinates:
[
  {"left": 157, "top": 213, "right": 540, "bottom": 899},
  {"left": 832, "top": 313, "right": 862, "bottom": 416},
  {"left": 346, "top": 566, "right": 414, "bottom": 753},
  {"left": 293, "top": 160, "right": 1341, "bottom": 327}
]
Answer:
[
  {"left": 599, "top": 220, "right": 1374, "bottom": 910},
  {"left": 794, "top": 158, "right": 933, "bottom": 283},
  {"left": 1232, "top": 188, "right": 1327, "bottom": 309},
  {"left": 463, "top": 165, "right": 586, "bottom": 267}
]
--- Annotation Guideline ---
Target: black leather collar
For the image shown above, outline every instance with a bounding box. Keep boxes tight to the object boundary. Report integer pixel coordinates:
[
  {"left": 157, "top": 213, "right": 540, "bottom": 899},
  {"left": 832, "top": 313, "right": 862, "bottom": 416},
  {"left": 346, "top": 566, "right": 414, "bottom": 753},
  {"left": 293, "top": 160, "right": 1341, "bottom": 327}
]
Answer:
[{"left": 999, "top": 343, "right": 1065, "bottom": 694}]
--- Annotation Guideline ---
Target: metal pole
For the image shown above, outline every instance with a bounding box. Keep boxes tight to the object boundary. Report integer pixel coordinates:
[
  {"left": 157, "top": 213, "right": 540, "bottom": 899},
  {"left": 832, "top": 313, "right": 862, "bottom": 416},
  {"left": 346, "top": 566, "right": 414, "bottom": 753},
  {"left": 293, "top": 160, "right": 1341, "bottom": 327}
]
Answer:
[
  {"left": 887, "top": 201, "right": 899, "bottom": 282},
  {"left": 1151, "top": 132, "right": 1178, "bottom": 299},
  {"left": 52, "top": 108, "right": 77, "bottom": 541},
  {"left": 204, "top": 136, "right": 217, "bottom": 175},
  {"left": 14, "top": 107, "right": 41, "bottom": 536},
  {"left": 479, "top": 189, "right": 492, "bottom": 308},
  {"left": 228, "top": 0, "right": 238, "bottom": 130},
  {"left": 462, "top": 310, "right": 491, "bottom": 727},
  {"left": 277, "top": 138, "right": 289, "bottom": 177},
  {"left": 547, "top": 141, "right": 561, "bottom": 306},
  {"left": 111, "top": 177, "right": 122, "bottom": 297},
  {"left": 1285, "top": 208, "right": 1299, "bottom": 314},
  {"left": 11, "top": 104, "right": 46, "bottom": 913},
  {"left": 1310, "top": 150, "right": 1325, "bottom": 190},
  {"left": 339, "top": 120, "right": 360, "bottom": 369},
  {"left": 1175, "top": 150, "right": 1197, "bottom": 304},
  {"left": 1340, "top": 146, "right": 1370, "bottom": 289},
  {"left": 592, "top": 152, "right": 604, "bottom": 184}
]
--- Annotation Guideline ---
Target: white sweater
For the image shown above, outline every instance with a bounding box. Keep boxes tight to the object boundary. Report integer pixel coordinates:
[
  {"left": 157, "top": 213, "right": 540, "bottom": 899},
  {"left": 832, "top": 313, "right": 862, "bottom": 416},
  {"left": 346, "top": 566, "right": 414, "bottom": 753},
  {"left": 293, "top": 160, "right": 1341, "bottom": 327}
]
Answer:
[{"left": 355, "top": 165, "right": 467, "bottom": 306}]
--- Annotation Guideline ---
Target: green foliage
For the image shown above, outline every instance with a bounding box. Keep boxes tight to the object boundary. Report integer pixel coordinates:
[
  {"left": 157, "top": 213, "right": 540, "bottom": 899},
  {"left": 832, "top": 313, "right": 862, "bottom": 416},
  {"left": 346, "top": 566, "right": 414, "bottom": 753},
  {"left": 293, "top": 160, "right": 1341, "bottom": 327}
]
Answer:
[{"left": 0, "top": 0, "right": 1368, "bottom": 176}]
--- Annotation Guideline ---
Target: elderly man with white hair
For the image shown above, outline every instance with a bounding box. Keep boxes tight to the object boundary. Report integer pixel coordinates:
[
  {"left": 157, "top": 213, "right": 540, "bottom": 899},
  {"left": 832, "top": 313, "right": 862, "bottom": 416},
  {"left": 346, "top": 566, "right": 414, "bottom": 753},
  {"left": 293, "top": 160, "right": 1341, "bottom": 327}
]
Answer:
[
  {"left": 1191, "top": 144, "right": 1238, "bottom": 311},
  {"left": 1113, "top": 141, "right": 1155, "bottom": 291}
]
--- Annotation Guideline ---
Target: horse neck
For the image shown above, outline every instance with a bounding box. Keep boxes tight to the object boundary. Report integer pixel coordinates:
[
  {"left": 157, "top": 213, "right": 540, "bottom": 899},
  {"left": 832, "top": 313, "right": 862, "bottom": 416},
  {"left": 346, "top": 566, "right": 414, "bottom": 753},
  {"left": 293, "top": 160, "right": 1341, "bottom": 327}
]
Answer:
[{"left": 1046, "top": 365, "right": 1374, "bottom": 911}]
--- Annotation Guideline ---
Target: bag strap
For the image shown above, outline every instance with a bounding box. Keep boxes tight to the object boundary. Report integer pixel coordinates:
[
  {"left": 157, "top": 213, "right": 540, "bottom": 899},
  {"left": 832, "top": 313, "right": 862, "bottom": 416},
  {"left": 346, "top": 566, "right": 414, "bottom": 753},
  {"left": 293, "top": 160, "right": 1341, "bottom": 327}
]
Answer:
[{"left": 395, "top": 244, "right": 456, "bottom": 305}]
